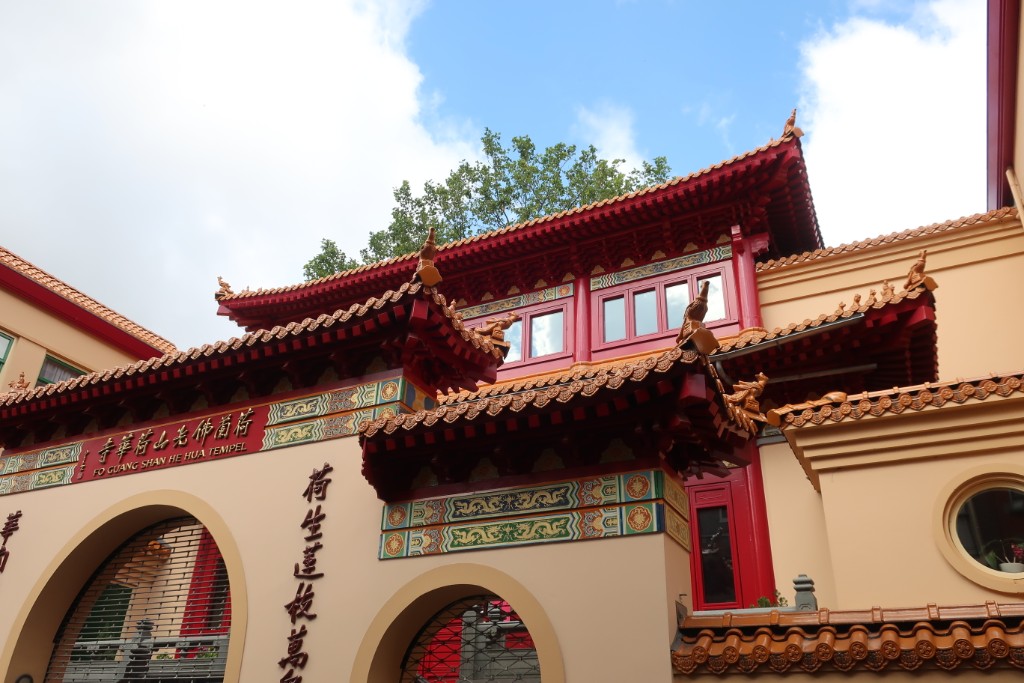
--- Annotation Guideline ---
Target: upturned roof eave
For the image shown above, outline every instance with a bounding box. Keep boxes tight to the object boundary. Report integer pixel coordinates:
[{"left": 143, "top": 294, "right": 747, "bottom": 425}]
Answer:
[{"left": 218, "top": 135, "right": 819, "bottom": 329}]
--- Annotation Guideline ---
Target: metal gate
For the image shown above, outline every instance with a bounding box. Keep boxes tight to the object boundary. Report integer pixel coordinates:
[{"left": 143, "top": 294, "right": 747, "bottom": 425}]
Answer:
[
  {"left": 45, "top": 517, "right": 230, "bottom": 683},
  {"left": 400, "top": 595, "right": 541, "bottom": 683}
]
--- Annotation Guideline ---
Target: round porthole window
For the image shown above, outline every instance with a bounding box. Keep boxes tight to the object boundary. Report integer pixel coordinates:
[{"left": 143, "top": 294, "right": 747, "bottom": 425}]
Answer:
[
  {"left": 954, "top": 487, "right": 1024, "bottom": 572},
  {"left": 936, "top": 467, "right": 1024, "bottom": 593}
]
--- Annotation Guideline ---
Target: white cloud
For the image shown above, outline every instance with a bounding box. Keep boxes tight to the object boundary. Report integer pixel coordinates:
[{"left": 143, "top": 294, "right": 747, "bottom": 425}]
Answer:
[
  {"left": 799, "top": 0, "right": 986, "bottom": 247},
  {"left": 0, "top": 0, "right": 476, "bottom": 350},
  {"left": 573, "top": 102, "right": 643, "bottom": 171}
]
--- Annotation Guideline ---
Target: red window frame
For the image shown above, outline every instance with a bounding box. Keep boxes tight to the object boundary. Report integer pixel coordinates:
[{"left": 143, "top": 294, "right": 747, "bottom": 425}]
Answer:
[
  {"left": 590, "top": 263, "right": 736, "bottom": 357},
  {"left": 467, "top": 299, "right": 574, "bottom": 378}
]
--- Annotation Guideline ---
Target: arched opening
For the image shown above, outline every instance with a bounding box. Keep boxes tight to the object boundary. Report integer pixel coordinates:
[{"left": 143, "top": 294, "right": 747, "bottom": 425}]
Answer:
[
  {"left": 1, "top": 493, "right": 247, "bottom": 683},
  {"left": 401, "top": 595, "right": 540, "bottom": 683},
  {"left": 351, "top": 564, "right": 565, "bottom": 683}
]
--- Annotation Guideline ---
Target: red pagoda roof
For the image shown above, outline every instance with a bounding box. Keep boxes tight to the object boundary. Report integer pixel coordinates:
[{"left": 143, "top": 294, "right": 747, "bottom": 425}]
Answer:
[{"left": 218, "top": 133, "right": 821, "bottom": 331}]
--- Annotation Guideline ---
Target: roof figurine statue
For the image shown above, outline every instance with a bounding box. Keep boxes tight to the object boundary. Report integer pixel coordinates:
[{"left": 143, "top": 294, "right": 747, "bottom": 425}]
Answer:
[
  {"left": 782, "top": 108, "right": 804, "bottom": 139},
  {"left": 725, "top": 372, "right": 770, "bottom": 430},
  {"left": 215, "top": 276, "right": 234, "bottom": 301},
  {"left": 902, "top": 249, "right": 937, "bottom": 293},
  {"left": 675, "top": 279, "right": 720, "bottom": 355},
  {"left": 476, "top": 311, "right": 520, "bottom": 354},
  {"left": 413, "top": 227, "right": 442, "bottom": 287},
  {"left": 6, "top": 372, "right": 30, "bottom": 393}
]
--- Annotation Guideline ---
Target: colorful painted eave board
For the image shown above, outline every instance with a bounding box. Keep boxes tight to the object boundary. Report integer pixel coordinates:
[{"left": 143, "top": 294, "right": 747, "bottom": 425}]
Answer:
[
  {"left": 379, "top": 469, "right": 691, "bottom": 559},
  {"left": 0, "top": 375, "right": 433, "bottom": 497}
]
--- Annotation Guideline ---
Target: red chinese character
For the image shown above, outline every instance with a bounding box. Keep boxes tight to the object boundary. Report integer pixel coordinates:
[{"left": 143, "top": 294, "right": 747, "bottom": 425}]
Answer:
[
  {"left": 284, "top": 582, "right": 317, "bottom": 623},
  {"left": 302, "top": 463, "right": 333, "bottom": 503},
  {"left": 300, "top": 506, "right": 325, "bottom": 541},
  {"left": 293, "top": 542, "right": 324, "bottom": 580}
]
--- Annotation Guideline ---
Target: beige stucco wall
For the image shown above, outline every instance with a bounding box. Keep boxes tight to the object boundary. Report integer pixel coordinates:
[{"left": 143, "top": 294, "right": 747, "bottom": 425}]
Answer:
[
  {"left": 757, "top": 211, "right": 1024, "bottom": 380},
  {"left": 783, "top": 395, "right": 1024, "bottom": 610},
  {"left": 0, "top": 287, "right": 143, "bottom": 390},
  {"left": 757, "top": 440, "right": 837, "bottom": 607},
  {"left": 0, "top": 435, "right": 689, "bottom": 683}
]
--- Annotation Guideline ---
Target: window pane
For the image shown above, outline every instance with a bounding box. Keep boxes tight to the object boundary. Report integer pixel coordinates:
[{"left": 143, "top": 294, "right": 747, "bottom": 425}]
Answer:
[
  {"left": 0, "top": 333, "right": 11, "bottom": 364},
  {"left": 956, "top": 488, "right": 1024, "bottom": 570},
  {"left": 529, "top": 310, "right": 563, "bottom": 358},
  {"left": 697, "top": 506, "right": 736, "bottom": 605},
  {"left": 698, "top": 275, "right": 726, "bottom": 321},
  {"left": 505, "top": 320, "right": 523, "bottom": 363},
  {"left": 665, "top": 283, "right": 690, "bottom": 330},
  {"left": 602, "top": 297, "right": 626, "bottom": 342},
  {"left": 38, "top": 356, "right": 84, "bottom": 385},
  {"left": 633, "top": 290, "right": 657, "bottom": 336}
]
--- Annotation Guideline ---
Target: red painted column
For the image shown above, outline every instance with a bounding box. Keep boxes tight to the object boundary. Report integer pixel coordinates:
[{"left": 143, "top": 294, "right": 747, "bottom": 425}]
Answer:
[
  {"left": 730, "top": 226, "right": 769, "bottom": 330},
  {"left": 573, "top": 275, "right": 591, "bottom": 363},
  {"left": 743, "top": 440, "right": 779, "bottom": 602}
]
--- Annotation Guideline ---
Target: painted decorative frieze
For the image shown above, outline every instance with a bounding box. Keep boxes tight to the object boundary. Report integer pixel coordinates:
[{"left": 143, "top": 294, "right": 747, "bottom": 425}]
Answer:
[
  {"left": 460, "top": 283, "right": 574, "bottom": 320},
  {"left": 589, "top": 246, "right": 731, "bottom": 291},
  {"left": 0, "top": 375, "right": 422, "bottom": 498},
  {"left": 379, "top": 470, "right": 691, "bottom": 559}
]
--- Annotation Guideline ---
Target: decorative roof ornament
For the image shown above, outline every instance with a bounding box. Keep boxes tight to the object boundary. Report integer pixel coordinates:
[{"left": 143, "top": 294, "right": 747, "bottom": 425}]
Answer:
[
  {"left": 413, "top": 227, "right": 442, "bottom": 287},
  {"left": 781, "top": 108, "right": 804, "bottom": 139},
  {"left": 476, "top": 312, "right": 520, "bottom": 355},
  {"left": 7, "top": 372, "right": 29, "bottom": 392},
  {"left": 902, "top": 249, "right": 936, "bottom": 292},
  {"left": 725, "top": 372, "right": 770, "bottom": 432},
  {"left": 675, "top": 280, "right": 720, "bottom": 355},
  {"left": 215, "top": 276, "right": 234, "bottom": 300}
]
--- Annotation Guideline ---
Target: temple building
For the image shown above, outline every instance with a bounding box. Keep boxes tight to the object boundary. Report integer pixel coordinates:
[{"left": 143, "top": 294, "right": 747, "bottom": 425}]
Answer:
[
  {"left": 2, "top": 3, "right": 1024, "bottom": 681},
  {"left": 0, "top": 246, "right": 175, "bottom": 394}
]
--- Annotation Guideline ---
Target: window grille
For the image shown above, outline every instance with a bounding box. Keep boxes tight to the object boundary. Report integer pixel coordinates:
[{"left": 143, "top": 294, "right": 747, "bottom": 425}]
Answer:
[
  {"left": 45, "top": 517, "right": 230, "bottom": 682},
  {"left": 400, "top": 595, "right": 541, "bottom": 683}
]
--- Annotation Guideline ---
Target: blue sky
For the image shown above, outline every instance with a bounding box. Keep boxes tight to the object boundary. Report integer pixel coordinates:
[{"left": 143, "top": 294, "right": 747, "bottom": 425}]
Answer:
[{"left": 0, "top": 0, "right": 986, "bottom": 348}]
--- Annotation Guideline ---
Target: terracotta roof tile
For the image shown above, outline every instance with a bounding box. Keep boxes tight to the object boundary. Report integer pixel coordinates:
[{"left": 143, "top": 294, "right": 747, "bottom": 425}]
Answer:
[
  {"left": 714, "top": 283, "right": 930, "bottom": 356},
  {"left": 768, "top": 372, "right": 1024, "bottom": 429},
  {"left": 674, "top": 602, "right": 1024, "bottom": 675},
  {"left": 0, "top": 245, "right": 176, "bottom": 354},
  {"left": 757, "top": 207, "right": 1017, "bottom": 272},
  {"left": 0, "top": 283, "right": 498, "bottom": 408},
  {"left": 223, "top": 136, "right": 799, "bottom": 302},
  {"left": 360, "top": 344, "right": 708, "bottom": 438},
  {"left": 436, "top": 349, "right": 669, "bottom": 405}
]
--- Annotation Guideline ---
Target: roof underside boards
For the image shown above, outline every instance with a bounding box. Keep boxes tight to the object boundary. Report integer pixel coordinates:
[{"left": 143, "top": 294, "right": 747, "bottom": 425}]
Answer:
[
  {"left": 712, "top": 286, "right": 938, "bottom": 410},
  {"left": 359, "top": 344, "right": 757, "bottom": 502},
  {"left": 1, "top": 245, "right": 176, "bottom": 357},
  {"left": 0, "top": 283, "right": 502, "bottom": 452},
  {"left": 218, "top": 135, "right": 821, "bottom": 331}
]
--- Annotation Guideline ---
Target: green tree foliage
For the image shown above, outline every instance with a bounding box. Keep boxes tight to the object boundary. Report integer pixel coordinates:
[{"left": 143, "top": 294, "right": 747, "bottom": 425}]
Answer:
[
  {"left": 302, "top": 238, "right": 359, "bottom": 281},
  {"left": 303, "top": 129, "right": 671, "bottom": 279}
]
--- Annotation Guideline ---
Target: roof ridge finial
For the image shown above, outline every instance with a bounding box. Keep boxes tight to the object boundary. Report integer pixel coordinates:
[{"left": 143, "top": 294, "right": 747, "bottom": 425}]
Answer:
[
  {"left": 413, "top": 226, "right": 442, "bottom": 287},
  {"left": 675, "top": 280, "right": 720, "bottom": 355},
  {"left": 215, "top": 276, "right": 234, "bottom": 301},
  {"left": 902, "top": 249, "right": 936, "bottom": 293},
  {"left": 7, "top": 371, "right": 30, "bottom": 393},
  {"left": 782, "top": 108, "right": 803, "bottom": 139}
]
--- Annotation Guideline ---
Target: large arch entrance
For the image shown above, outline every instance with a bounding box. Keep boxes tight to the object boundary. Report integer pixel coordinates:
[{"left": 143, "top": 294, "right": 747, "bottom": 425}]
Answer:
[
  {"left": 45, "top": 517, "right": 230, "bottom": 682},
  {"left": 1, "top": 493, "right": 247, "bottom": 683},
  {"left": 400, "top": 594, "right": 540, "bottom": 683}
]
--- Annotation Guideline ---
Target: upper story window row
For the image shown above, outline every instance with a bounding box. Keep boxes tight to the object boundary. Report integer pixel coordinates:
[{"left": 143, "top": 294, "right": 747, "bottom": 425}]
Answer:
[{"left": 463, "top": 245, "right": 739, "bottom": 378}]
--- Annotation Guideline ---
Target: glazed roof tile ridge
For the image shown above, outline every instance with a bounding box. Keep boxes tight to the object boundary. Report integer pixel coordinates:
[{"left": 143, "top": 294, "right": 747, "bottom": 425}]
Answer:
[
  {"left": 222, "top": 136, "right": 798, "bottom": 302},
  {"left": 757, "top": 207, "right": 1018, "bottom": 272},
  {"left": 0, "top": 282, "right": 498, "bottom": 408},
  {"left": 437, "top": 348, "right": 671, "bottom": 406},
  {"left": 673, "top": 601, "right": 1024, "bottom": 676},
  {"left": 769, "top": 371, "right": 1024, "bottom": 429},
  {"left": 713, "top": 285, "right": 929, "bottom": 355},
  {"left": 359, "top": 344, "right": 706, "bottom": 438},
  {"left": 0, "top": 245, "right": 177, "bottom": 354}
]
